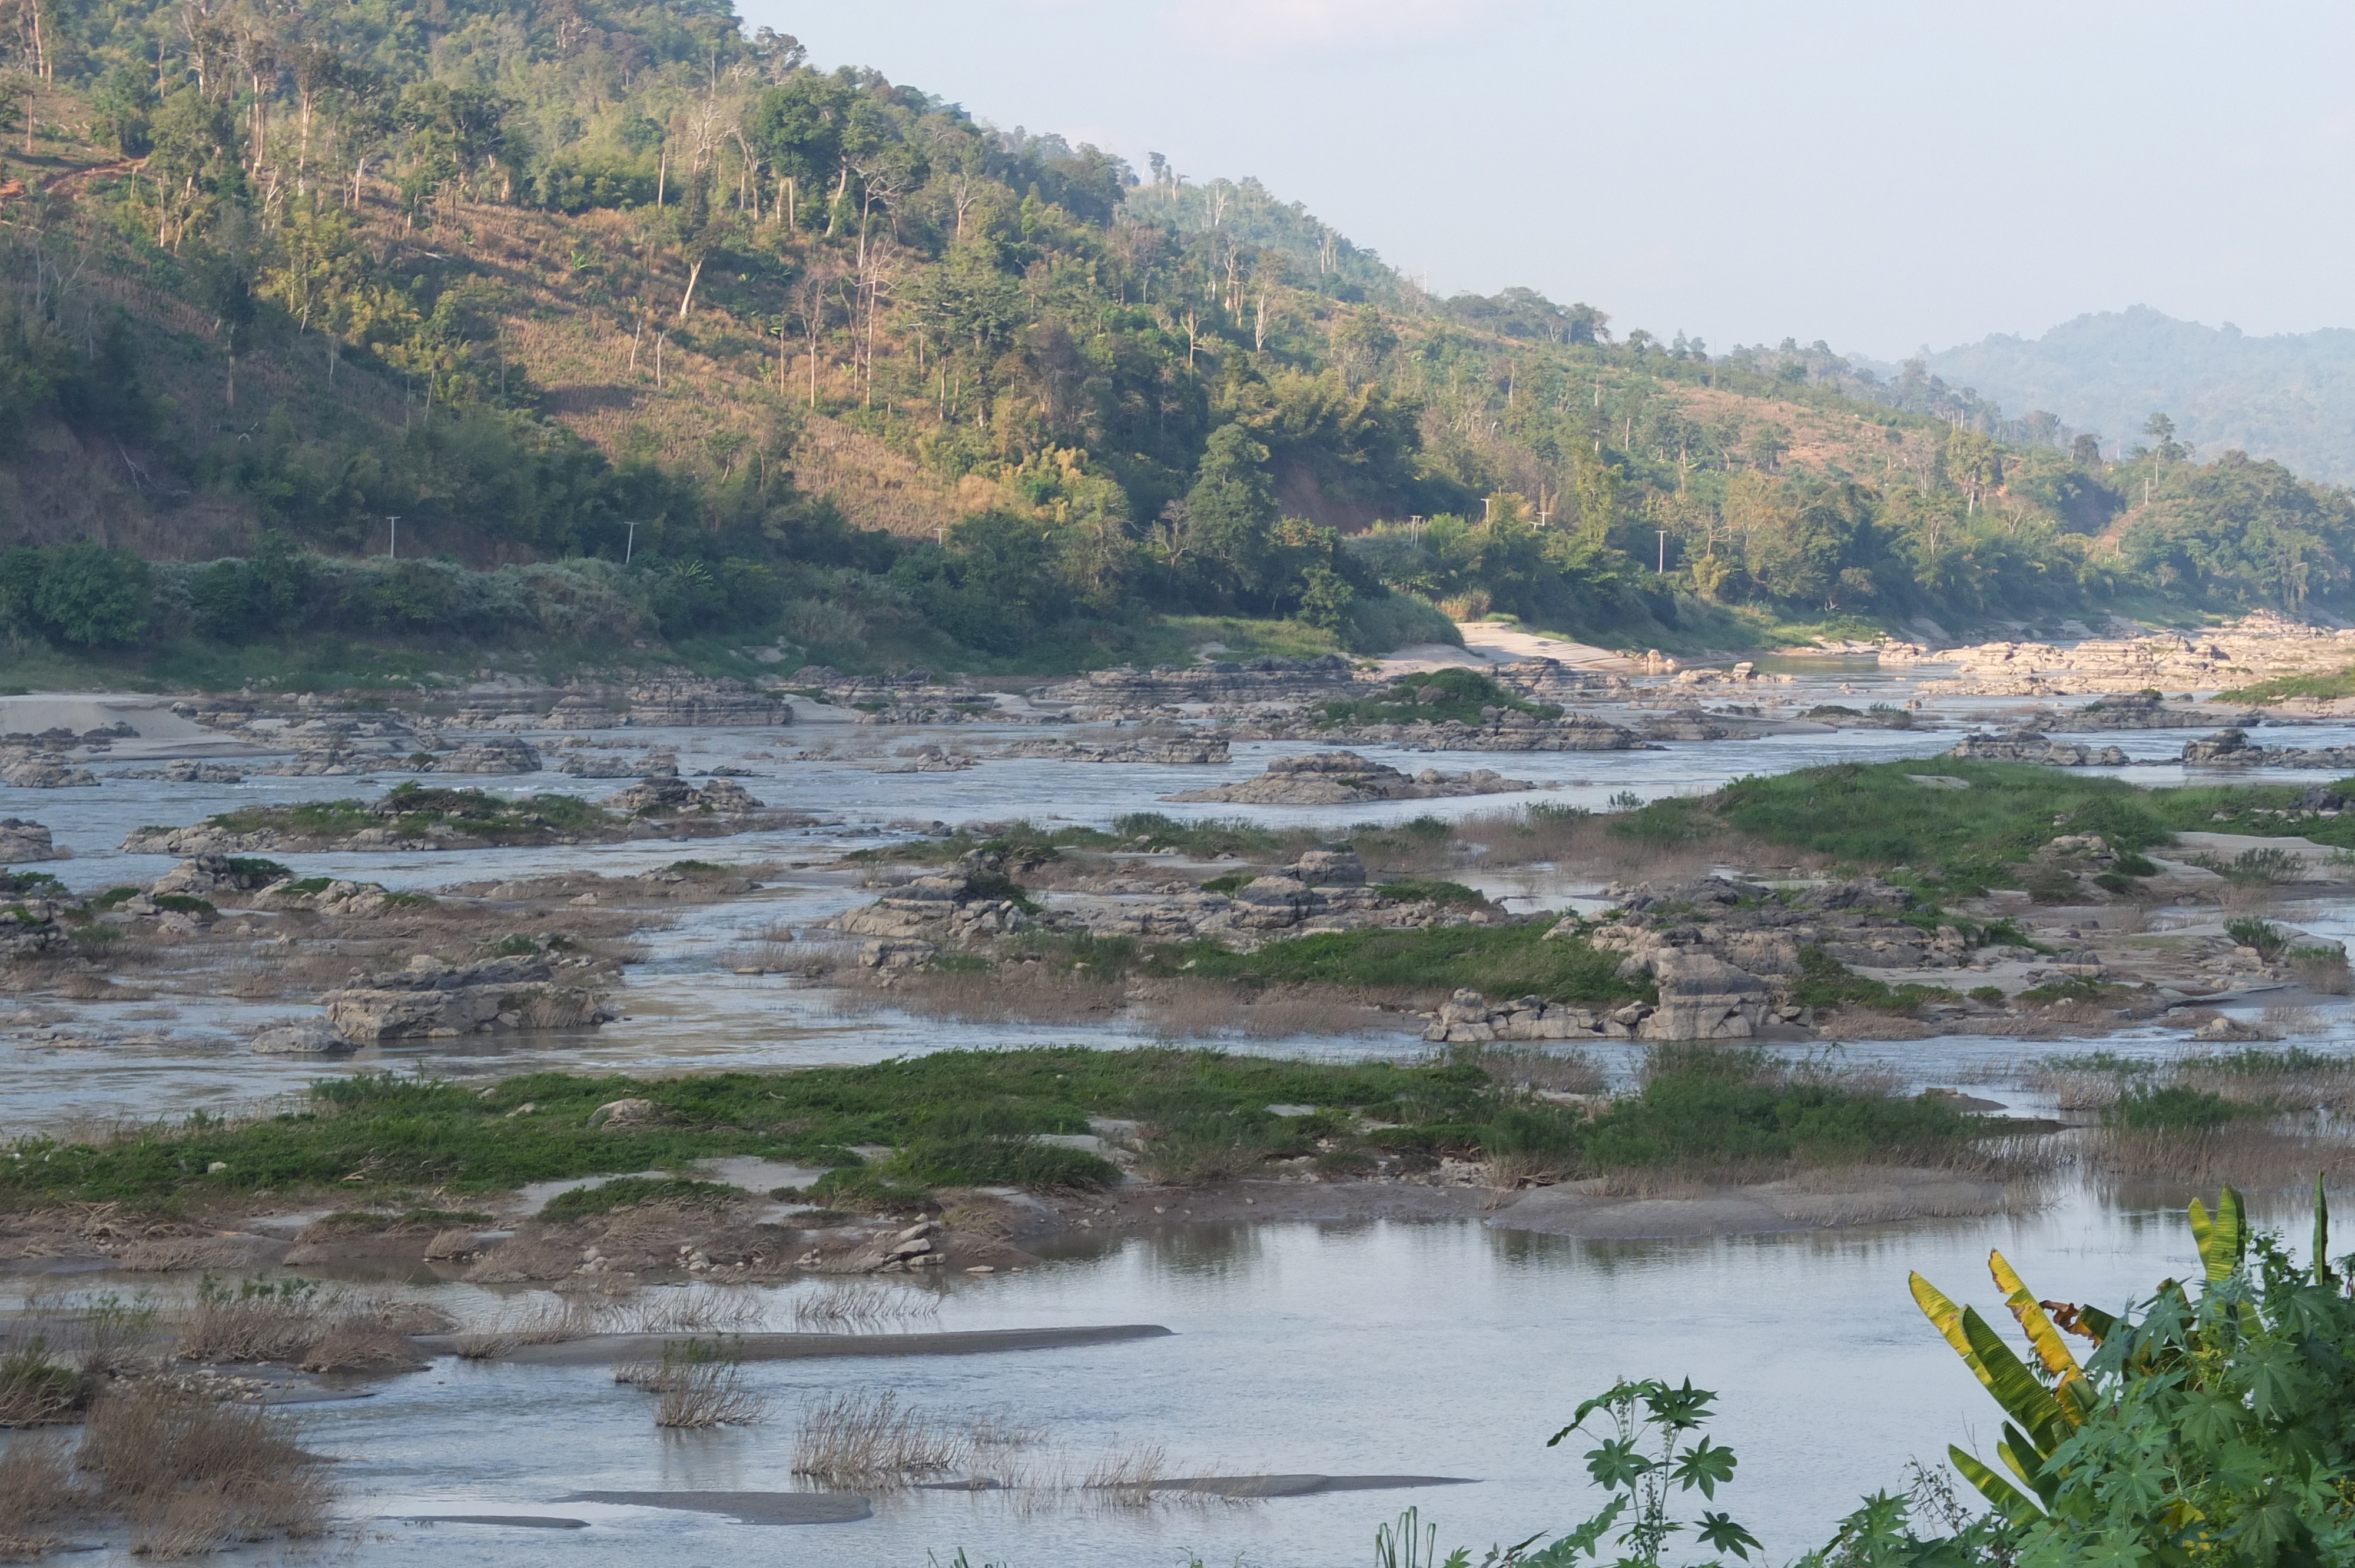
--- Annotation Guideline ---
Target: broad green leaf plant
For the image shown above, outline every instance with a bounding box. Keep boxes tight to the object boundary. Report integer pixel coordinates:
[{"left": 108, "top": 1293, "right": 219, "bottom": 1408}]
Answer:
[{"left": 1910, "top": 1180, "right": 2355, "bottom": 1566}]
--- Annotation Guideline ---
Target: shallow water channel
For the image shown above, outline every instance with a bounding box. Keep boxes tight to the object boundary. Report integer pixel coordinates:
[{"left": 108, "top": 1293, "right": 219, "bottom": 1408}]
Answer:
[{"left": 7, "top": 683, "right": 2355, "bottom": 1562}]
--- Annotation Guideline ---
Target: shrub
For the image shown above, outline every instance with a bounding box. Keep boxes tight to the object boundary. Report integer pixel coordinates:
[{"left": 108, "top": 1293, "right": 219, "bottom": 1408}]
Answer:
[{"left": 2224, "top": 915, "right": 2287, "bottom": 958}]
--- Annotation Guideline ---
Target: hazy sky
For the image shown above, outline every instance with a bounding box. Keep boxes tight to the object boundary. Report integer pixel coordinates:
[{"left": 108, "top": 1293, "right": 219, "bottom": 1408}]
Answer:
[{"left": 753, "top": 1, "right": 2355, "bottom": 360}]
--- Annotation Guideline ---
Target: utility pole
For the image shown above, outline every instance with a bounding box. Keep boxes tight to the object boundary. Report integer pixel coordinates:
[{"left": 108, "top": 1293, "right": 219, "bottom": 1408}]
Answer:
[
  {"left": 1657, "top": 530, "right": 1668, "bottom": 573},
  {"left": 386, "top": 516, "right": 401, "bottom": 559},
  {"left": 623, "top": 520, "right": 638, "bottom": 564}
]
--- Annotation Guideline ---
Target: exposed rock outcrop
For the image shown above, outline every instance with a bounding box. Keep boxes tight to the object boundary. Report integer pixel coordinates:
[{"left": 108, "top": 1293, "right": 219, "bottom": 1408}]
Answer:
[
  {"left": 833, "top": 867, "right": 1035, "bottom": 946},
  {"left": 2179, "top": 727, "right": 2355, "bottom": 769},
  {"left": 989, "top": 738, "right": 1232, "bottom": 765},
  {"left": 601, "top": 777, "right": 764, "bottom": 813},
  {"left": 0, "top": 818, "right": 61, "bottom": 863},
  {"left": 625, "top": 679, "right": 792, "bottom": 726},
  {"left": 150, "top": 855, "right": 285, "bottom": 901},
  {"left": 1946, "top": 733, "right": 2128, "bottom": 766},
  {"left": 425, "top": 736, "right": 543, "bottom": 774},
  {"left": 1166, "top": 751, "right": 1535, "bottom": 805},
  {"left": 0, "top": 899, "right": 69, "bottom": 958},
  {"left": 560, "top": 750, "right": 677, "bottom": 778},
  {"left": 321, "top": 954, "right": 612, "bottom": 1042},
  {"left": 1, "top": 755, "right": 97, "bottom": 788},
  {"left": 1038, "top": 655, "right": 1356, "bottom": 710}
]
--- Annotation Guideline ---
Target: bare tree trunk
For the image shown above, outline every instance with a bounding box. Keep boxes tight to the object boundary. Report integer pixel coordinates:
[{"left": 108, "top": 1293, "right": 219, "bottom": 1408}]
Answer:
[{"left": 677, "top": 255, "right": 704, "bottom": 320}]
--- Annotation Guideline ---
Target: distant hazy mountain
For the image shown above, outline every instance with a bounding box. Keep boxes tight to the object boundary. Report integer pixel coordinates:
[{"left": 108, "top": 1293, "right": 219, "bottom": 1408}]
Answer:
[{"left": 1914, "top": 307, "right": 2355, "bottom": 485}]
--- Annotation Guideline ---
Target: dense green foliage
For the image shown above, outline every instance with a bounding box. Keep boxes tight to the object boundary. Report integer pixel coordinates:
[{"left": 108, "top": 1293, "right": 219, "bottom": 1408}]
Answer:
[{"left": 9, "top": 0, "right": 2355, "bottom": 678}]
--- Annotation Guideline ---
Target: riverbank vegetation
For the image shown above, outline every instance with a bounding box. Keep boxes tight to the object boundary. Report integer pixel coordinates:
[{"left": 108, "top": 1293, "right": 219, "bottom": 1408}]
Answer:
[
  {"left": 8, "top": 0, "right": 2355, "bottom": 689},
  {"left": 0, "top": 1045, "right": 2022, "bottom": 1212}
]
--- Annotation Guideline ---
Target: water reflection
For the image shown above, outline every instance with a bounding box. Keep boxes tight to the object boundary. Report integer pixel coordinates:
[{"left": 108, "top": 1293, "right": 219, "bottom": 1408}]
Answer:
[{"left": 147, "top": 1192, "right": 2223, "bottom": 1568}]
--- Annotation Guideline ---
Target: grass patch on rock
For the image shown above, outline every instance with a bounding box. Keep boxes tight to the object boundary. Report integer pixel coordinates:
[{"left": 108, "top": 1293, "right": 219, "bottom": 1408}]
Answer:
[
  {"left": 538, "top": 1177, "right": 738, "bottom": 1221},
  {"left": 0, "top": 1042, "right": 2026, "bottom": 1208},
  {"left": 2218, "top": 665, "right": 2355, "bottom": 705},
  {"left": 1603, "top": 759, "right": 2355, "bottom": 894},
  {"left": 1154, "top": 921, "right": 1647, "bottom": 1005}
]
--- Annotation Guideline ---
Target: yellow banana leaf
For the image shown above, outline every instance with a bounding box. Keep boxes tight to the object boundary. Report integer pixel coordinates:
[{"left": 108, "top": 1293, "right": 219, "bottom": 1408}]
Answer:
[
  {"left": 1910, "top": 1273, "right": 1995, "bottom": 1391},
  {"left": 2188, "top": 1187, "right": 2246, "bottom": 1284},
  {"left": 1989, "top": 1250, "right": 2086, "bottom": 1396}
]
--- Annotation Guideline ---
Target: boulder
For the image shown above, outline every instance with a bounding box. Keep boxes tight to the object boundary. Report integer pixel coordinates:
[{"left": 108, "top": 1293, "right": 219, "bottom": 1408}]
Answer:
[
  {"left": 1638, "top": 951, "right": 1774, "bottom": 1041},
  {"left": 602, "top": 777, "right": 765, "bottom": 814},
  {"left": 251, "top": 1023, "right": 349, "bottom": 1055},
  {"left": 322, "top": 954, "right": 608, "bottom": 1042},
  {"left": 625, "top": 679, "right": 792, "bottom": 726},
  {"left": 0, "top": 818, "right": 61, "bottom": 864},
  {"left": 1289, "top": 848, "right": 1366, "bottom": 888},
  {"left": 858, "top": 939, "right": 940, "bottom": 969},
  {"left": 1167, "top": 751, "right": 1534, "bottom": 805},
  {"left": 151, "top": 855, "right": 284, "bottom": 899},
  {"left": 0, "top": 902, "right": 68, "bottom": 958},
  {"left": 430, "top": 737, "right": 543, "bottom": 774},
  {"left": 588, "top": 1098, "right": 659, "bottom": 1129},
  {"left": 1, "top": 755, "right": 97, "bottom": 788}
]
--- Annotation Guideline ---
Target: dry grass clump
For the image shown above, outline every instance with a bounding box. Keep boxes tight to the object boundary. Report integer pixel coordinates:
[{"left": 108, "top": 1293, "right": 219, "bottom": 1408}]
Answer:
[
  {"left": 788, "top": 1282, "right": 940, "bottom": 1331},
  {"left": 791, "top": 1390, "right": 968, "bottom": 1489},
  {"left": 450, "top": 1294, "right": 611, "bottom": 1360},
  {"left": 611, "top": 1288, "right": 765, "bottom": 1336},
  {"left": 0, "top": 1344, "right": 92, "bottom": 1427},
  {"left": 74, "top": 1386, "right": 331, "bottom": 1556},
  {"left": 1081, "top": 1441, "right": 1170, "bottom": 1507},
  {"left": 2090, "top": 1122, "right": 2355, "bottom": 1190},
  {"left": 0, "top": 1436, "right": 75, "bottom": 1556},
  {"left": 174, "top": 1280, "right": 328, "bottom": 1366},
  {"left": 174, "top": 1278, "right": 436, "bottom": 1371},
  {"left": 2289, "top": 949, "right": 2354, "bottom": 994},
  {"left": 614, "top": 1339, "right": 768, "bottom": 1429}
]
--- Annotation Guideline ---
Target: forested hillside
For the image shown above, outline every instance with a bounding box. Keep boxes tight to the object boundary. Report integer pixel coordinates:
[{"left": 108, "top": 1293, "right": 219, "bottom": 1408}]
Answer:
[
  {"left": 2, "top": 0, "right": 2353, "bottom": 685},
  {"left": 1914, "top": 308, "right": 2355, "bottom": 487}
]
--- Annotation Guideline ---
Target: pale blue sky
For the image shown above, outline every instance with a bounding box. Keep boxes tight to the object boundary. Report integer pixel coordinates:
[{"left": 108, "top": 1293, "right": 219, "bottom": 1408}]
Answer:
[{"left": 750, "top": 1, "right": 2355, "bottom": 360}]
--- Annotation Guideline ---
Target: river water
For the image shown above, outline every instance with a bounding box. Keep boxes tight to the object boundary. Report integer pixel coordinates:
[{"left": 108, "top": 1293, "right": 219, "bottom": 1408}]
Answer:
[{"left": 5, "top": 684, "right": 2354, "bottom": 1564}]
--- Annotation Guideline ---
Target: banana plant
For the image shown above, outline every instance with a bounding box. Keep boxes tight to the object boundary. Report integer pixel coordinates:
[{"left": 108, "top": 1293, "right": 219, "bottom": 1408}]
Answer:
[{"left": 1910, "top": 1186, "right": 2263, "bottom": 1523}]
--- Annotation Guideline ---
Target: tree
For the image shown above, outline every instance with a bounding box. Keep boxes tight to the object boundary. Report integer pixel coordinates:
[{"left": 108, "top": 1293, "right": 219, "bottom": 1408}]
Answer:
[
  {"left": 26, "top": 543, "right": 152, "bottom": 647},
  {"left": 746, "top": 74, "right": 847, "bottom": 227},
  {"left": 194, "top": 206, "right": 260, "bottom": 404},
  {"left": 1183, "top": 424, "right": 1278, "bottom": 607}
]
